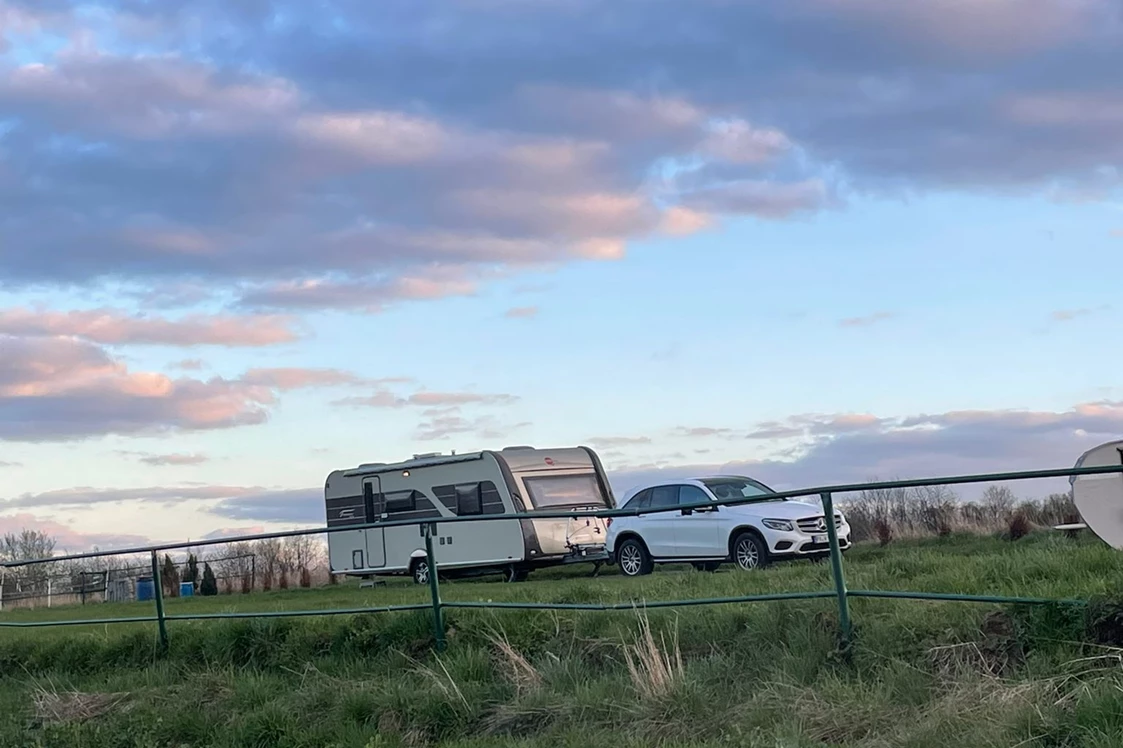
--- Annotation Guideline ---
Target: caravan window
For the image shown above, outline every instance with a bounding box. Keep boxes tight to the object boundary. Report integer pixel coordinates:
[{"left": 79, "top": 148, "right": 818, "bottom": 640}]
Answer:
[
  {"left": 455, "top": 484, "right": 483, "bottom": 515},
  {"left": 524, "top": 473, "right": 606, "bottom": 509},
  {"left": 384, "top": 490, "right": 417, "bottom": 514}
]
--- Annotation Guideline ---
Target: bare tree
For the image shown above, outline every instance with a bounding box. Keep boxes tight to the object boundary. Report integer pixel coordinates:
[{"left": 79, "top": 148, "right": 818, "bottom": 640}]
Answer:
[
  {"left": 980, "top": 485, "right": 1017, "bottom": 526},
  {"left": 1, "top": 529, "right": 56, "bottom": 562},
  {"left": 284, "top": 534, "right": 326, "bottom": 588},
  {"left": 208, "top": 542, "right": 256, "bottom": 594},
  {"left": 255, "top": 538, "right": 283, "bottom": 592},
  {"left": 1, "top": 530, "right": 58, "bottom": 590}
]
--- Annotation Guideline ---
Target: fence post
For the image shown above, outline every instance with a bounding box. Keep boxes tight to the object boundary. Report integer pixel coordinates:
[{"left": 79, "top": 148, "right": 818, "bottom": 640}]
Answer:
[
  {"left": 422, "top": 523, "right": 447, "bottom": 652},
  {"left": 821, "top": 491, "right": 852, "bottom": 650},
  {"left": 150, "top": 551, "right": 169, "bottom": 652}
]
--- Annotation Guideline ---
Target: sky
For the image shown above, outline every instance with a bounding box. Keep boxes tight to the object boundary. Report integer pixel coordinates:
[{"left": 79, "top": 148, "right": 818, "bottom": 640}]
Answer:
[{"left": 2, "top": 0, "right": 1123, "bottom": 553}]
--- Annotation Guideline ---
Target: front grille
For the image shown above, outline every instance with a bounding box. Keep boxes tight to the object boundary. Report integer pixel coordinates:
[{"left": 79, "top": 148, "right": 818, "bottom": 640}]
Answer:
[{"left": 795, "top": 515, "right": 843, "bottom": 534}]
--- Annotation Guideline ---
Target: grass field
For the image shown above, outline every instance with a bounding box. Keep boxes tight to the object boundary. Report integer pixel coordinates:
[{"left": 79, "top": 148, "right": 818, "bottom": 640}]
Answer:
[{"left": 3, "top": 532, "right": 1123, "bottom": 747}]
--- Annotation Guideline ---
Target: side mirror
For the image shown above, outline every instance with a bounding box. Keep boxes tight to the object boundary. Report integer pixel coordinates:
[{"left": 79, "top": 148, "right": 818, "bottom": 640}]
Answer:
[{"left": 680, "top": 508, "right": 694, "bottom": 516}]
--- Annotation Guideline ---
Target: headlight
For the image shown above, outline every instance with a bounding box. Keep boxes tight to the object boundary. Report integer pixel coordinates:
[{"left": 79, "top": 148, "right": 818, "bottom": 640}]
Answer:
[{"left": 761, "top": 519, "right": 793, "bottom": 531}]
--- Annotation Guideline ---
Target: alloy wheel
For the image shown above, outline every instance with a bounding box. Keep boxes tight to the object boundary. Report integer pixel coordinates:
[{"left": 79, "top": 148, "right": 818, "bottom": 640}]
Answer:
[
  {"left": 735, "top": 537, "right": 760, "bottom": 570},
  {"left": 619, "top": 543, "right": 644, "bottom": 576}
]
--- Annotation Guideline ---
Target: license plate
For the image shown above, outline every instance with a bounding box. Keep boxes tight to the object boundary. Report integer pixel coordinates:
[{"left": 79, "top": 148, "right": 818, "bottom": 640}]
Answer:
[{"left": 813, "top": 534, "right": 828, "bottom": 544}]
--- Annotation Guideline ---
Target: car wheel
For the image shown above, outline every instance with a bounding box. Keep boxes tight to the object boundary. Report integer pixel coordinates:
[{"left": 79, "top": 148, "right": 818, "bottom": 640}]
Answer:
[
  {"left": 732, "top": 532, "right": 768, "bottom": 571},
  {"left": 412, "top": 558, "right": 431, "bottom": 585},
  {"left": 616, "top": 538, "right": 653, "bottom": 577}
]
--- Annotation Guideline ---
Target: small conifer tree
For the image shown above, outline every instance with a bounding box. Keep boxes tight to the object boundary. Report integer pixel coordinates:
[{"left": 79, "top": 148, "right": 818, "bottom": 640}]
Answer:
[{"left": 200, "top": 563, "right": 219, "bottom": 596}]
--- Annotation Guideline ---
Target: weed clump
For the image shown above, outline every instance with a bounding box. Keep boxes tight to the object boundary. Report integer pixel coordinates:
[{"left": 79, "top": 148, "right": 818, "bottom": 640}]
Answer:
[
  {"left": 1085, "top": 598, "right": 1123, "bottom": 647},
  {"left": 621, "top": 608, "right": 683, "bottom": 700},
  {"left": 874, "top": 517, "right": 893, "bottom": 547},
  {"left": 1006, "top": 512, "right": 1032, "bottom": 541}
]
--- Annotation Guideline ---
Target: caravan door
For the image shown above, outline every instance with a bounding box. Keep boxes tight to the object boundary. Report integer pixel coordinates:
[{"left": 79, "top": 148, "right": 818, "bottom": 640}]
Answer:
[{"left": 363, "top": 477, "right": 387, "bottom": 568}]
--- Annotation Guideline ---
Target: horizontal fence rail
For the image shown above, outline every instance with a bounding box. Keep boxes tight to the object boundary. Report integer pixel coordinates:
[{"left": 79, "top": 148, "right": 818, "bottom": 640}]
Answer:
[{"left": 2, "top": 464, "right": 1120, "bottom": 653}]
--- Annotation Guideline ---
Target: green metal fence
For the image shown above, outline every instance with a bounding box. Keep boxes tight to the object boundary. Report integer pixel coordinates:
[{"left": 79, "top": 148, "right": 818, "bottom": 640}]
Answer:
[{"left": 2, "top": 464, "right": 1120, "bottom": 653}]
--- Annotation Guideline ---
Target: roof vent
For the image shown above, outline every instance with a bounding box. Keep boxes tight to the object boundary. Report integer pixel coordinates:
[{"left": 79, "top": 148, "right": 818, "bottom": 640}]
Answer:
[
  {"left": 412, "top": 452, "right": 442, "bottom": 460},
  {"left": 357, "top": 462, "right": 387, "bottom": 469},
  {"left": 502, "top": 445, "right": 535, "bottom": 451}
]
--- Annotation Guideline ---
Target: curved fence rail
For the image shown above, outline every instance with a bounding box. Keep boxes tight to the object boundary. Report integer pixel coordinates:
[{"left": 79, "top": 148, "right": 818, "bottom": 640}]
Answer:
[{"left": 2, "top": 464, "right": 1120, "bottom": 653}]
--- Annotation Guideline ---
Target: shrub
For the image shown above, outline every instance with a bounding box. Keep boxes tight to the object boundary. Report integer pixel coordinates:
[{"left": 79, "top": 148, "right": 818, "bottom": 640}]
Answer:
[
  {"left": 874, "top": 517, "right": 893, "bottom": 547},
  {"left": 200, "top": 563, "right": 219, "bottom": 596},
  {"left": 1007, "top": 512, "right": 1031, "bottom": 541}
]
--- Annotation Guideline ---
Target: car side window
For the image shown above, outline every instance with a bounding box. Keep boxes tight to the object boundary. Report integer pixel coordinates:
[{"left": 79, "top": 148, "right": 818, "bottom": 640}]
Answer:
[
  {"left": 649, "top": 485, "right": 679, "bottom": 508},
  {"left": 678, "top": 485, "right": 710, "bottom": 506},
  {"left": 626, "top": 489, "right": 653, "bottom": 510}
]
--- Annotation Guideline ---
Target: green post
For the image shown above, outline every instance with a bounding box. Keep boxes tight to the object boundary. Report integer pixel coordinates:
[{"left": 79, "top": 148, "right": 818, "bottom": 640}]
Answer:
[
  {"left": 150, "top": 550, "right": 169, "bottom": 652},
  {"left": 422, "top": 523, "right": 447, "bottom": 652},
  {"left": 820, "top": 491, "right": 852, "bottom": 650}
]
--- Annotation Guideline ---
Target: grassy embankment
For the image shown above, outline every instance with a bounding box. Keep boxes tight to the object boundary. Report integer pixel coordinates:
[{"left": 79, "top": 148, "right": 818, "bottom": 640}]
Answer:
[{"left": 3, "top": 532, "right": 1123, "bottom": 747}]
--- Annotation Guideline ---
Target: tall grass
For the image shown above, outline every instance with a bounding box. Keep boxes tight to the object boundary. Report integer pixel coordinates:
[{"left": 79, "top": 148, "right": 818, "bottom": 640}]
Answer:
[{"left": 4, "top": 533, "right": 1123, "bottom": 746}]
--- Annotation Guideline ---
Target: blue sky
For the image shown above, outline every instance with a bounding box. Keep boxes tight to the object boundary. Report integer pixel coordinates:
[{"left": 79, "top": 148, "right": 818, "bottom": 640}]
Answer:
[{"left": 2, "top": 1, "right": 1122, "bottom": 550}]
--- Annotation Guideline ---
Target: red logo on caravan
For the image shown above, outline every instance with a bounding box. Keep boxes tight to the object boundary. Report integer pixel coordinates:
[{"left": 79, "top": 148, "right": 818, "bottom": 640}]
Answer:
[{"left": 544, "top": 457, "right": 555, "bottom": 466}]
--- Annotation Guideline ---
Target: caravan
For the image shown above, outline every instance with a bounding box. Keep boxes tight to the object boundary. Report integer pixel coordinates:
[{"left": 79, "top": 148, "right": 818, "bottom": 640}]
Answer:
[{"left": 325, "top": 446, "right": 616, "bottom": 583}]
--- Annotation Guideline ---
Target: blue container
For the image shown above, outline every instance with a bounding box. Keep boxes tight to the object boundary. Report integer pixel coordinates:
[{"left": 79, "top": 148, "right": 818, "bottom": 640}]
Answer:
[
  {"left": 179, "top": 581, "right": 195, "bottom": 598},
  {"left": 136, "top": 577, "right": 154, "bottom": 602}
]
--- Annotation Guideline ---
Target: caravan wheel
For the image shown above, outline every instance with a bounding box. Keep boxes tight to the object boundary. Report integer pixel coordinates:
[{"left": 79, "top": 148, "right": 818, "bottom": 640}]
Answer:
[{"left": 412, "top": 558, "right": 431, "bottom": 585}]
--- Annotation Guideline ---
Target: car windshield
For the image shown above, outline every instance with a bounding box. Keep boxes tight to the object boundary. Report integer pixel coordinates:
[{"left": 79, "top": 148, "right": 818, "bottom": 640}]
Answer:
[{"left": 701, "top": 477, "right": 782, "bottom": 503}]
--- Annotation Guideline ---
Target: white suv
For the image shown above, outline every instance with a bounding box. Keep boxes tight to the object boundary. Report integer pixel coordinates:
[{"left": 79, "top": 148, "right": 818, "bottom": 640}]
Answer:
[{"left": 605, "top": 475, "right": 852, "bottom": 576}]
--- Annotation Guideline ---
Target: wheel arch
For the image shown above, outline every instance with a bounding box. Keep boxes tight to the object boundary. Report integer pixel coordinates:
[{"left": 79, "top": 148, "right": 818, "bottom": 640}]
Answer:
[
  {"left": 728, "top": 525, "right": 767, "bottom": 558},
  {"left": 613, "top": 531, "right": 650, "bottom": 558}
]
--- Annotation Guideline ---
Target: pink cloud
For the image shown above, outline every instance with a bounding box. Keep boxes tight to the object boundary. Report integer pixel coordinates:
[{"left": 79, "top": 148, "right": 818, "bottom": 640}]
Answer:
[
  {"left": 805, "top": 0, "right": 1103, "bottom": 58},
  {"left": 1051, "top": 305, "right": 1110, "bottom": 322},
  {"left": 0, "top": 513, "right": 152, "bottom": 553},
  {"left": 699, "top": 119, "right": 791, "bottom": 164},
  {"left": 0, "top": 337, "right": 382, "bottom": 441},
  {"left": 291, "top": 111, "right": 451, "bottom": 165},
  {"left": 240, "top": 367, "right": 383, "bottom": 390},
  {"left": 335, "top": 389, "right": 518, "bottom": 409},
  {"left": 239, "top": 269, "right": 479, "bottom": 311},
  {"left": 504, "top": 306, "right": 539, "bottom": 319},
  {"left": 839, "top": 311, "right": 896, "bottom": 328},
  {"left": 659, "top": 206, "right": 714, "bottom": 236},
  {"left": 0, "top": 307, "right": 299, "bottom": 347}
]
